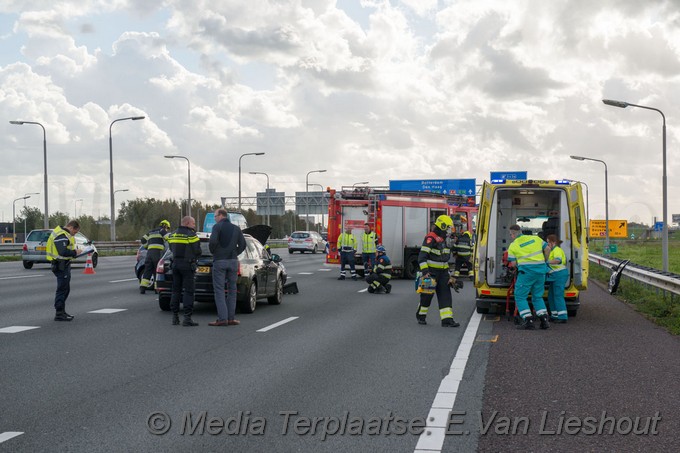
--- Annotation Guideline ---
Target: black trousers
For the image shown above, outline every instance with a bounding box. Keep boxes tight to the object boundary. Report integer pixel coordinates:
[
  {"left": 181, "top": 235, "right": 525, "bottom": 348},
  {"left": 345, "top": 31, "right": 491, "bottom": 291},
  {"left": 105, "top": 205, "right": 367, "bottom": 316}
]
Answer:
[
  {"left": 418, "top": 269, "right": 453, "bottom": 316},
  {"left": 366, "top": 273, "right": 390, "bottom": 288},
  {"left": 141, "top": 249, "right": 162, "bottom": 284},
  {"left": 170, "top": 263, "right": 195, "bottom": 315},
  {"left": 52, "top": 262, "right": 72, "bottom": 312}
]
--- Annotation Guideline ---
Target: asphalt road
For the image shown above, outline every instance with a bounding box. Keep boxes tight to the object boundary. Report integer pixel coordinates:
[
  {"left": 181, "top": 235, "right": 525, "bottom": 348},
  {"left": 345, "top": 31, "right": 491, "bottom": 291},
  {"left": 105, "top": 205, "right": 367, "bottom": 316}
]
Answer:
[{"left": 1, "top": 254, "right": 677, "bottom": 452}]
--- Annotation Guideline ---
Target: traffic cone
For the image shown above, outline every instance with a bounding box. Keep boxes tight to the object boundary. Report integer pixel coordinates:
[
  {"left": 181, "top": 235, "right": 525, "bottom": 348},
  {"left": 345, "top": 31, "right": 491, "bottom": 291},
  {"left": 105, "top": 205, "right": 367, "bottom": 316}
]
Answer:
[{"left": 83, "top": 252, "right": 96, "bottom": 274}]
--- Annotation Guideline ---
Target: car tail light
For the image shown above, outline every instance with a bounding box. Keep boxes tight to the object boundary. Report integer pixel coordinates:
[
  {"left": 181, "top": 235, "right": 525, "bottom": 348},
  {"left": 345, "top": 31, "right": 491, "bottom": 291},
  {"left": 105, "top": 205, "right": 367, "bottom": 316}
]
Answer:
[
  {"left": 22, "top": 244, "right": 28, "bottom": 251},
  {"left": 288, "top": 237, "right": 292, "bottom": 243},
  {"left": 156, "top": 259, "right": 165, "bottom": 274},
  {"left": 238, "top": 262, "right": 242, "bottom": 277},
  {"left": 305, "top": 238, "right": 312, "bottom": 242}
]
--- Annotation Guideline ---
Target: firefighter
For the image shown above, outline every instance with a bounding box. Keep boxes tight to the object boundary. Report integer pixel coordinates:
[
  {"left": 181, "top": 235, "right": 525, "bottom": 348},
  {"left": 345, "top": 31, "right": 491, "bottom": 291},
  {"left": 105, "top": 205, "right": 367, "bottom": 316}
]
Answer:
[
  {"left": 453, "top": 230, "right": 473, "bottom": 277},
  {"left": 507, "top": 224, "right": 551, "bottom": 330},
  {"left": 361, "top": 223, "right": 378, "bottom": 275},
  {"left": 366, "top": 245, "right": 392, "bottom": 293},
  {"left": 139, "top": 219, "right": 171, "bottom": 293},
  {"left": 337, "top": 225, "right": 358, "bottom": 280},
  {"left": 416, "top": 215, "right": 460, "bottom": 327},
  {"left": 546, "top": 234, "right": 568, "bottom": 323}
]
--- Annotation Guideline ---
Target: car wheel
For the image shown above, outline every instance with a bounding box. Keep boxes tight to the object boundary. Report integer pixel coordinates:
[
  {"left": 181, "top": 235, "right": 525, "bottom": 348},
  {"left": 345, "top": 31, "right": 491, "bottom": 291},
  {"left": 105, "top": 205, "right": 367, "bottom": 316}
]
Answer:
[
  {"left": 239, "top": 281, "right": 257, "bottom": 313},
  {"left": 23, "top": 260, "right": 34, "bottom": 269},
  {"left": 312, "top": 245, "right": 317, "bottom": 254},
  {"left": 288, "top": 249, "right": 293, "bottom": 254},
  {"left": 91, "top": 253, "right": 98, "bottom": 268},
  {"left": 268, "top": 277, "right": 283, "bottom": 305},
  {"left": 158, "top": 293, "right": 171, "bottom": 311}
]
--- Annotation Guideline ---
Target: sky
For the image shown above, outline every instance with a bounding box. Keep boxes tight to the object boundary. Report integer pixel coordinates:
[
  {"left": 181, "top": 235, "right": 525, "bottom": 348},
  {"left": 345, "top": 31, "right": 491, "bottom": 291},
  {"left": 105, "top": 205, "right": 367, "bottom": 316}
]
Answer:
[{"left": 1, "top": 0, "right": 680, "bottom": 226}]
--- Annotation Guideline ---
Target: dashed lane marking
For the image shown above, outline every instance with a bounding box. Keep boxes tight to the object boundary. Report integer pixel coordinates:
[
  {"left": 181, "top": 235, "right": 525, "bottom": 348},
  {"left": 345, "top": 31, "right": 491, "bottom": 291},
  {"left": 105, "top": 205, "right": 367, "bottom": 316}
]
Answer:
[
  {"left": 358, "top": 288, "right": 368, "bottom": 293},
  {"left": 88, "top": 309, "right": 128, "bottom": 314},
  {"left": 0, "top": 274, "right": 44, "bottom": 280},
  {"left": 109, "top": 278, "right": 139, "bottom": 283},
  {"left": 0, "top": 326, "right": 40, "bottom": 334},
  {"left": 257, "top": 317, "right": 299, "bottom": 333},
  {"left": 0, "top": 432, "right": 24, "bottom": 444},
  {"left": 298, "top": 272, "right": 313, "bottom": 275},
  {"left": 414, "top": 311, "right": 483, "bottom": 453},
  {"left": 317, "top": 269, "right": 332, "bottom": 272}
]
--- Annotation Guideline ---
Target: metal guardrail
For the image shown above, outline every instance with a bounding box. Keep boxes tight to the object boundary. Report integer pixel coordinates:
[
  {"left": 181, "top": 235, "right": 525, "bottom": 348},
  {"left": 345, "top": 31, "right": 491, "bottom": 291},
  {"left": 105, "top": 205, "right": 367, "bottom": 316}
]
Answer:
[{"left": 589, "top": 252, "right": 680, "bottom": 296}]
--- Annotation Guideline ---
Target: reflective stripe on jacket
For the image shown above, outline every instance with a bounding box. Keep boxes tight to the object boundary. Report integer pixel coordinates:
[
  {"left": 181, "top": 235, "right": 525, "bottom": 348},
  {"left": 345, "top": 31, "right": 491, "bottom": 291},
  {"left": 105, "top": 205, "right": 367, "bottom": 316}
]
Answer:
[
  {"left": 373, "top": 255, "right": 392, "bottom": 279},
  {"left": 508, "top": 234, "right": 547, "bottom": 267},
  {"left": 46, "top": 226, "right": 76, "bottom": 261},
  {"left": 142, "top": 227, "right": 168, "bottom": 251},
  {"left": 454, "top": 233, "right": 472, "bottom": 257},
  {"left": 548, "top": 245, "right": 567, "bottom": 273},
  {"left": 362, "top": 231, "right": 377, "bottom": 253},
  {"left": 418, "top": 231, "right": 451, "bottom": 271},
  {"left": 337, "top": 233, "right": 357, "bottom": 252},
  {"left": 167, "top": 226, "right": 202, "bottom": 263}
]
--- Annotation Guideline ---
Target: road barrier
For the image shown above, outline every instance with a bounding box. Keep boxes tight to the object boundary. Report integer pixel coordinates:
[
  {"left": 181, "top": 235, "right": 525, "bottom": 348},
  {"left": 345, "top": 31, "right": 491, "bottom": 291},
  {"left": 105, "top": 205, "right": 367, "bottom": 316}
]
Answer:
[{"left": 589, "top": 252, "right": 680, "bottom": 298}]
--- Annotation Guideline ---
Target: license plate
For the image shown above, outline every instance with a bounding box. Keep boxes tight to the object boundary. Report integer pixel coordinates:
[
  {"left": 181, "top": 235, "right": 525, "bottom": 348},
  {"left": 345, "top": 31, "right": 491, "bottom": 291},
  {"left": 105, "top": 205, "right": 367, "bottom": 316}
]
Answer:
[
  {"left": 197, "top": 266, "right": 210, "bottom": 274},
  {"left": 36, "top": 246, "right": 46, "bottom": 251}
]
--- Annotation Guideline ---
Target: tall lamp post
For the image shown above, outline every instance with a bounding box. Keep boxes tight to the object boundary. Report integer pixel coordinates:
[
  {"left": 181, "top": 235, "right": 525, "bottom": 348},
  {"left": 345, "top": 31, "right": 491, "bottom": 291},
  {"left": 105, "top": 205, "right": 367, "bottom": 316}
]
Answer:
[
  {"left": 109, "top": 116, "right": 145, "bottom": 241},
  {"left": 602, "top": 99, "right": 668, "bottom": 272},
  {"left": 112, "top": 189, "right": 129, "bottom": 239},
  {"left": 238, "top": 153, "right": 265, "bottom": 210},
  {"left": 306, "top": 169, "right": 327, "bottom": 230},
  {"left": 165, "top": 155, "right": 191, "bottom": 217},
  {"left": 9, "top": 120, "right": 49, "bottom": 228},
  {"left": 23, "top": 192, "right": 39, "bottom": 238},
  {"left": 571, "top": 156, "right": 608, "bottom": 252},
  {"left": 249, "top": 171, "right": 270, "bottom": 226},
  {"left": 12, "top": 196, "right": 30, "bottom": 243}
]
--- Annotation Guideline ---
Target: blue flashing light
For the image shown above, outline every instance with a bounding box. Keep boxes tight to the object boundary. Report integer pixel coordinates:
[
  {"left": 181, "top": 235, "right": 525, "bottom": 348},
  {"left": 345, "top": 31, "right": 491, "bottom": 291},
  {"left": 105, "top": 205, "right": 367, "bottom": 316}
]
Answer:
[
  {"left": 490, "top": 179, "right": 505, "bottom": 184},
  {"left": 555, "top": 180, "right": 570, "bottom": 185}
]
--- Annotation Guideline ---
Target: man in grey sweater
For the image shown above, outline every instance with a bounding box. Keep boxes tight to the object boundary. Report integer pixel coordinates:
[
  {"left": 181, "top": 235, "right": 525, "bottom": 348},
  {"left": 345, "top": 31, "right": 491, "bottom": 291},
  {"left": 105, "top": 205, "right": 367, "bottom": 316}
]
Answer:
[{"left": 208, "top": 208, "right": 246, "bottom": 326}]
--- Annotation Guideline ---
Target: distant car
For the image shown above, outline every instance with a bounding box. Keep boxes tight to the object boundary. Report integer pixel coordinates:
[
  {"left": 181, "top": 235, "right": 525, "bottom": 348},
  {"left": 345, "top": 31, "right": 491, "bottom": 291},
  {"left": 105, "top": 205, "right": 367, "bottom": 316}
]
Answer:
[
  {"left": 288, "top": 230, "right": 325, "bottom": 254},
  {"left": 22, "top": 229, "right": 98, "bottom": 269},
  {"left": 155, "top": 225, "right": 287, "bottom": 314}
]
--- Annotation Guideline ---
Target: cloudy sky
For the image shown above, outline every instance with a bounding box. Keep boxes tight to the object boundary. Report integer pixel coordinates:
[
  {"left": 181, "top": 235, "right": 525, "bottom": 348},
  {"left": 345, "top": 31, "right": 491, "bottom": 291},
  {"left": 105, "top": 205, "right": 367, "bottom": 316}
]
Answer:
[{"left": 1, "top": 0, "right": 679, "bottom": 225}]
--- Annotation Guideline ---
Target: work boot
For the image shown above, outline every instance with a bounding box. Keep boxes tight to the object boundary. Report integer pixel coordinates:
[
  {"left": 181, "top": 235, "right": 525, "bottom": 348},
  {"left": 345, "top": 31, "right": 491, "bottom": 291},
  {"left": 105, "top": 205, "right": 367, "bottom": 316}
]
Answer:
[
  {"left": 367, "top": 286, "right": 375, "bottom": 293},
  {"left": 182, "top": 317, "right": 199, "bottom": 327},
  {"left": 337, "top": 275, "right": 345, "bottom": 280},
  {"left": 539, "top": 315, "right": 550, "bottom": 330},
  {"left": 351, "top": 275, "right": 358, "bottom": 281},
  {"left": 139, "top": 286, "right": 146, "bottom": 294},
  {"left": 516, "top": 316, "right": 535, "bottom": 330},
  {"left": 441, "top": 318, "right": 460, "bottom": 327},
  {"left": 54, "top": 311, "right": 74, "bottom": 322},
  {"left": 385, "top": 284, "right": 392, "bottom": 294},
  {"left": 172, "top": 312, "right": 180, "bottom": 325}
]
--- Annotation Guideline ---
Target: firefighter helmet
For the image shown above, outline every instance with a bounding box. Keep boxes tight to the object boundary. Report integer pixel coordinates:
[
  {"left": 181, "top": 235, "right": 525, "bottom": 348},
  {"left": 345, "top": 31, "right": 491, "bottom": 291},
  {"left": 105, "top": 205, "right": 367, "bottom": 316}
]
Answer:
[
  {"left": 376, "top": 245, "right": 386, "bottom": 254},
  {"left": 435, "top": 215, "right": 453, "bottom": 230},
  {"left": 159, "top": 220, "right": 170, "bottom": 228}
]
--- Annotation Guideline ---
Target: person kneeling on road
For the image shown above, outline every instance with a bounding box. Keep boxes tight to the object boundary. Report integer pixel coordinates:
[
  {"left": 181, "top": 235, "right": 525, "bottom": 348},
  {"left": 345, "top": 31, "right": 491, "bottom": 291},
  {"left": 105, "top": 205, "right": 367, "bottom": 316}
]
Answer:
[{"left": 366, "top": 245, "right": 392, "bottom": 294}]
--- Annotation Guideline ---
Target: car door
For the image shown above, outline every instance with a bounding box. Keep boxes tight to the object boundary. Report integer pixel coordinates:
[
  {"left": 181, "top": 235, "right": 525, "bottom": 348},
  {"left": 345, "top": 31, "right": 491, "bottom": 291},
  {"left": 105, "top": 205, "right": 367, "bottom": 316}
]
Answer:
[{"left": 246, "top": 238, "right": 270, "bottom": 297}]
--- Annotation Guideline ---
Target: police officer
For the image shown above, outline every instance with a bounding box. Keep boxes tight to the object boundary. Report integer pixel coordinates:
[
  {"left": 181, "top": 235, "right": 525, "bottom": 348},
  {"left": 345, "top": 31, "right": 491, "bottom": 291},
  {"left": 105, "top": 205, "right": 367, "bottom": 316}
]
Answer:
[
  {"left": 453, "top": 230, "right": 473, "bottom": 277},
  {"left": 139, "top": 219, "right": 170, "bottom": 293},
  {"left": 46, "top": 220, "right": 83, "bottom": 321},
  {"left": 167, "top": 216, "right": 202, "bottom": 326},
  {"left": 366, "top": 245, "right": 392, "bottom": 293},
  {"left": 361, "top": 223, "right": 378, "bottom": 275},
  {"left": 337, "top": 226, "right": 358, "bottom": 280},
  {"left": 416, "top": 215, "right": 460, "bottom": 327},
  {"left": 507, "top": 224, "right": 550, "bottom": 330}
]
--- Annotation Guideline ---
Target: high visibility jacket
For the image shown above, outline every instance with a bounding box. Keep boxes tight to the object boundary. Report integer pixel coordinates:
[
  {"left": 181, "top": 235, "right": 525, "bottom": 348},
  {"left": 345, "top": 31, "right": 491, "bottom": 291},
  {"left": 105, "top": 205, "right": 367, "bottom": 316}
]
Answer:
[
  {"left": 167, "top": 226, "right": 202, "bottom": 263},
  {"left": 454, "top": 232, "right": 472, "bottom": 257},
  {"left": 362, "top": 231, "right": 377, "bottom": 253},
  {"left": 46, "top": 226, "right": 76, "bottom": 262},
  {"left": 373, "top": 255, "right": 392, "bottom": 279},
  {"left": 142, "top": 227, "right": 169, "bottom": 251},
  {"left": 508, "top": 234, "right": 547, "bottom": 268},
  {"left": 418, "top": 230, "right": 451, "bottom": 271},
  {"left": 337, "top": 233, "right": 357, "bottom": 253},
  {"left": 548, "top": 245, "right": 567, "bottom": 273}
]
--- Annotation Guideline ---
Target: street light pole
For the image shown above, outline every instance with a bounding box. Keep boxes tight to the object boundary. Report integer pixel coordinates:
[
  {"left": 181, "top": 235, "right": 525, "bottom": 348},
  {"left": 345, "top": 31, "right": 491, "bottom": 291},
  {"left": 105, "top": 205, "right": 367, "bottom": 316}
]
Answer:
[
  {"left": 249, "top": 171, "right": 270, "bottom": 225},
  {"left": 306, "top": 169, "right": 327, "bottom": 230},
  {"left": 602, "top": 99, "right": 668, "bottom": 272},
  {"left": 12, "top": 196, "right": 30, "bottom": 243},
  {"left": 23, "top": 192, "right": 39, "bottom": 239},
  {"left": 109, "top": 116, "right": 145, "bottom": 241},
  {"left": 10, "top": 121, "right": 49, "bottom": 228},
  {"left": 165, "top": 155, "right": 191, "bottom": 217},
  {"left": 571, "top": 156, "right": 608, "bottom": 252},
  {"left": 112, "top": 189, "right": 129, "bottom": 239},
  {"left": 238, "top": 153, "right": 265, "bottom": 211}
]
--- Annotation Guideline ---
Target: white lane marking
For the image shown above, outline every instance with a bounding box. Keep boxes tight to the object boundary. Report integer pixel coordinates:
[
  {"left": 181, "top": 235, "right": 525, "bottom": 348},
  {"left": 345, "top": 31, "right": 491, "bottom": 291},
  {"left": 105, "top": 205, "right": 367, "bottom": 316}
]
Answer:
[
  {"left": 317, "top": 269, "right": 332, "bottom": 272},
  {"left": 414, "top": 311, "right": 483, "bottom": 453},
  {"left": 0, "top": 326, "right": 40, "bottom": 334},
  {"left": 88, "top": 309, "right": 128, "bottom": 314},
  {"left": 0, "top": 274, "right": 44, "bottom": 280},
  {"left": 358, "top": 288, "right": 368, "bottom": 293},
  {"left": 257, "top": 317, "right": 299, "bottom": 333},
  {"left": 0, "top": 432, "right": 24, "bottom": 443},
  {"left": 298, "top": 272, "right": 313, "bottom": 275},
  {"left": 109, "top": 278, "right": 138, "bottom": 283}
]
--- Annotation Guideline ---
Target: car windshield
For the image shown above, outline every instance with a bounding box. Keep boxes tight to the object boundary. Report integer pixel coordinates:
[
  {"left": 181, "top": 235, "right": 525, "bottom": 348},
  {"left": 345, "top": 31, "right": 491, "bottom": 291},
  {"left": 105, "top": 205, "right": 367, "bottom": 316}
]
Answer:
[
  {"left": 292, "top": 232, "right": 310, "bottom": 239},
  {"left": 26, "top": 230, "right": 51, "bottom": 242}
]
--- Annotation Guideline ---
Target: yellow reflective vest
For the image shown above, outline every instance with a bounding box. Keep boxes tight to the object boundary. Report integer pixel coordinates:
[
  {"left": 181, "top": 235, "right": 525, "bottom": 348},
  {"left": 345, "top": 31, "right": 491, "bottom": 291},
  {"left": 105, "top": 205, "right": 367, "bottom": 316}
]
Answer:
[
  {"left": 362, "top": 231, "right": 377, "bottom": 253},
  {"left": 46, "top": 226, "right": 76, "bottom": 262},
  {"left": 337, "top": 233, "right": 357, "bottom": 252}
]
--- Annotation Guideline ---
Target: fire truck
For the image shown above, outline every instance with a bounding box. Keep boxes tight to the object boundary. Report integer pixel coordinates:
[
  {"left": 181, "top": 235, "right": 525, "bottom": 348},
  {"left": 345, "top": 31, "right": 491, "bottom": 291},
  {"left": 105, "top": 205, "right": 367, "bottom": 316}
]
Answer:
[{"left": 326, "top": 186, "right": 477, "bottom": 278}]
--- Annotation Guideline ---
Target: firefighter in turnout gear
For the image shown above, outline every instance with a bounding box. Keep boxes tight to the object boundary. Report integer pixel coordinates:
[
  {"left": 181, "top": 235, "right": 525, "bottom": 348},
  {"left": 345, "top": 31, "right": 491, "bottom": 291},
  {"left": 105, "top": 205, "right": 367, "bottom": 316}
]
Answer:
[
  {"left": 416, "top": 215, "right": 460, "bottom": 327},
  {"left": 453, "top": 230, "right": 473, "bottom": 277},
  {"left": 366, "top": 245, "right": 392, "bottom": 293},
  {"left": 507, "top": 224, "right": 551, "bottom": 330},
  {"left": 337, "top": 225, "right": 358, "bottom": 280},
  {"left": 139, "top": 219, "right": 170, "bottom": 293},
  {"left": 167, "top": 216, "right": 202, "bottom": 326},
  {"left": 361, "top": 223, "right": 378, "bottom": 275}
]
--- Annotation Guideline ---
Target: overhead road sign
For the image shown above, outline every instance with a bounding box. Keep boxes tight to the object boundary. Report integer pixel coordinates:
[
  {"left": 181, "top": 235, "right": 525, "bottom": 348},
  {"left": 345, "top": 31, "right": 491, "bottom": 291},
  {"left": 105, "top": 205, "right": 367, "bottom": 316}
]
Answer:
[
  {"left": 389, "top": 179, "right": 476, "bottom": 196},
  {"left": 490, "top": 171, "right": 527, "bottom": 180},
  {"left": 589, "top": 220, "right": 628, "bottom": 238}
]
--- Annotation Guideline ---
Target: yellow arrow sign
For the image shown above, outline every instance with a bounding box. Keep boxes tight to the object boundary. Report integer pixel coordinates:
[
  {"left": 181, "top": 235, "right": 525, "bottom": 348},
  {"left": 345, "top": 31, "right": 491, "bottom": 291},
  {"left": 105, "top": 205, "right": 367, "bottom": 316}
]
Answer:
[{"left": 589, "top": 220, "right": 628, "bottom": 238}]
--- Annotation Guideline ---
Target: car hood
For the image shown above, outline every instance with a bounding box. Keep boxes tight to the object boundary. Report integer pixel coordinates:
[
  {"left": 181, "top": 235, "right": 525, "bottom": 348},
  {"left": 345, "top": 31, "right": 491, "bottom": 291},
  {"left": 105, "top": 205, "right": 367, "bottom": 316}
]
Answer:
[{"left": 243, "top": 225, "right": 272, "bottom": 246}]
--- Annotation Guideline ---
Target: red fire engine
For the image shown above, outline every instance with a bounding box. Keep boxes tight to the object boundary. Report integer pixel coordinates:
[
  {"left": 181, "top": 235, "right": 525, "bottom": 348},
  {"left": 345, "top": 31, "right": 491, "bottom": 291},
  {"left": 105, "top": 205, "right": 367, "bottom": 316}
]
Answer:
[{"left": 326, "top": 186, "right": 477, "bottom": 278}]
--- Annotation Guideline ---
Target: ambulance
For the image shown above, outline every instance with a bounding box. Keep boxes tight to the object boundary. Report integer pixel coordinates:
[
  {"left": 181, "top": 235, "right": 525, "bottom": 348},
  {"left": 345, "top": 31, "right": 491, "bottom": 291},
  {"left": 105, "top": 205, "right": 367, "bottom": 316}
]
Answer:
[{"left": 474, "top": 179, "right": 588, "bottom": 316}]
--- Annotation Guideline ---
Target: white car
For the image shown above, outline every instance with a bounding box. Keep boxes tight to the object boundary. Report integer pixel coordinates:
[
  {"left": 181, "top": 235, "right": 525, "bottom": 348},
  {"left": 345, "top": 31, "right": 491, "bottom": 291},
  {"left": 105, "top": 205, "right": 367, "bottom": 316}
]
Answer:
[
  {"left": 288, "top": 231, "right": 326, "bottom": 254},
  {"left": 22, "top": 229, "right": 98, "bottom": 269}
]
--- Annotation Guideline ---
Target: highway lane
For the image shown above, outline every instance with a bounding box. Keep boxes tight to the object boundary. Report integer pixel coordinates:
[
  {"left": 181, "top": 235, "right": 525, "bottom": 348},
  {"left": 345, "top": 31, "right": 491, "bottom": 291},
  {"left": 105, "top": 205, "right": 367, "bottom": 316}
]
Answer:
[{"left": 0, "top": 253, "right": 490, "bottom": 452}]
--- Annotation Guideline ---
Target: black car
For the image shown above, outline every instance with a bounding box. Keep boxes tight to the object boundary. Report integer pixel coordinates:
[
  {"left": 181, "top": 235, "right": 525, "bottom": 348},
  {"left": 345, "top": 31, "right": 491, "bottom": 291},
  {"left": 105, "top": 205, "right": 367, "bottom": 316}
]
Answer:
[{"left": 155, "top": 225, "right": 287, "bottom": 314}]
